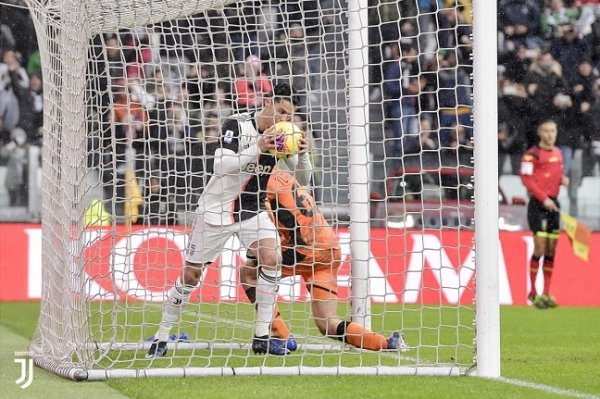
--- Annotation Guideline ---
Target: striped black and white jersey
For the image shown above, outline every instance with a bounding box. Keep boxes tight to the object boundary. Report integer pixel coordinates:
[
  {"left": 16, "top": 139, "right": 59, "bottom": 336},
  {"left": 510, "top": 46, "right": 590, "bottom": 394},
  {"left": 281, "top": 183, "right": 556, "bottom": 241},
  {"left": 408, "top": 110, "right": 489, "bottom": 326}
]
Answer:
[{"left": 197, "top": 112, "right": 312, "bottom": 226}]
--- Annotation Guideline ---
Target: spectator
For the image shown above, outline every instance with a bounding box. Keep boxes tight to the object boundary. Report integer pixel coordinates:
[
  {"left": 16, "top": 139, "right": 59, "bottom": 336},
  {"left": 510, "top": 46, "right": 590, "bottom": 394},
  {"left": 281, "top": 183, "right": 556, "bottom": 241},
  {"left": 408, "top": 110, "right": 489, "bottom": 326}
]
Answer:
[
  {"left": 502, "top": 45, "right": 533, "bottom": 83},
  {"left": 26, "top": 50, "right": 41, "bottom": 76},
  {"left": 104, "top": 35, "right": 128, "bottom": 79},
  {"left": 203, "top": 83, "right": 233, "bottom": 120},
  {"left": 573, "top": 0, "right": 599, "bottom": 38},
  {"left": 0, "top": 127, "right": 28, "bottom": 206},
  {"left": 17, "top": 73, "right": 43, "bottom": 143},
  {"left": 587, "top": 8, "right": 600, "bottom": 65},
  {"left": 0, "top": 24, "right": 15, "bottom": 54},
  {"left": 0, "top": 4, "right": 36, "bottom": 61},
  {"left": 234, "top": 55, "right": 272, "bottom": 112},
  {"left": 541, "top": 0, "right": 579, "bottom": 40},
  {"left": 140, "top": 173, "right": 177, "bottom": 225},
  {"left": 1, "top": 49, "right": 29, "bottom": 90},
  {"left": 498, "top": 0, "right": 542, "bottom": 51},
  {"left": 415, "top": 0, "right": 442, "bottom": 59},
  {"left": 523, "top": 51, "right": 568, "bottom": 125},
  {"left": 498, "top": 73, "right": 530, "bottom": 175},
  {"left": 571, "top": 58, "right": 596, "bottom": 114},
  {"left": 111, "top": 79, "right": 148, "bottom": 169},
  {"left": 382, "top": 42, "right": 420, "bottom": 156},
  {"left": 274, "top": 24, "right": 310, "bottom": 97},
  {"left": 550, "top": 22, "right": 592, "bottom": 81},
  {"left": 438, "top": 6, "right": 471, "bottom": 63},
  {"left": 403, "top": 116, "right": 439, "bottom": 167},
  {"left": 437, "top": 50, "right": 472, "bottom": 145},
  {"left": 0, "top": 49, "right": 28, "bottom": 139},
  {"left": 581, "top": 79, "right": 600, "bottom": 177}
]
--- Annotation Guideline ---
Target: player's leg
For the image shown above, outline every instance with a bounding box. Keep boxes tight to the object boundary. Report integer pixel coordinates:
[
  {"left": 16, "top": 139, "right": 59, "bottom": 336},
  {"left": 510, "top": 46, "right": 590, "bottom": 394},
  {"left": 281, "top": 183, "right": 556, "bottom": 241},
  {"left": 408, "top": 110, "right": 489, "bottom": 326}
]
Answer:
[
  {"left": 307, "top": 251, "right": 407, "bottom": 351},
  {"left": 239, "top": 212, "right": 288, "bottom": 355},
  {"left": 147, "top": 218, "right": 229, "bottom": 358},
  {"left": 239, "top": 255, "right": 290, "bottom": 340}
]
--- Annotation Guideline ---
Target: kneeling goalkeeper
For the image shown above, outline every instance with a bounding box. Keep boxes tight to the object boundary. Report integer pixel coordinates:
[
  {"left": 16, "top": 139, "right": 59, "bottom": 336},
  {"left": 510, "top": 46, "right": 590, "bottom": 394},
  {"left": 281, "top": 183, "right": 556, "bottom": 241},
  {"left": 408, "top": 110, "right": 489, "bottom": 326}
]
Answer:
[{"left": 241, "top": 170, "right": 407, "bottom": 352}]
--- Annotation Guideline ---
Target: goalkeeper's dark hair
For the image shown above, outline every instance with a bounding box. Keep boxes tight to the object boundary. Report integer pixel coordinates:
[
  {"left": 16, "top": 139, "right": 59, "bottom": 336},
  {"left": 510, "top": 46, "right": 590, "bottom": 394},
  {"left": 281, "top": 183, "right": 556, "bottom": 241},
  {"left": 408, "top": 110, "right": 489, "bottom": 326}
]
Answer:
[{"left": 271, "top": 82, "right": 300, "bottom": 107}]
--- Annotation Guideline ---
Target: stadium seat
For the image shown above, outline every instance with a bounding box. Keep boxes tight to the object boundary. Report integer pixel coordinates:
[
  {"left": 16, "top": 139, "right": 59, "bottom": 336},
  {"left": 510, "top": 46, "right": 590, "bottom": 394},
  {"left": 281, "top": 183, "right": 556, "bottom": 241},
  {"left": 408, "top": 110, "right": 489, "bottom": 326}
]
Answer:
[
  {"left": 499, "top": 175, "right": 527, "bottom": 203},
  {"left": 578, "top": 177, "right": 600, "bottom": 218}
]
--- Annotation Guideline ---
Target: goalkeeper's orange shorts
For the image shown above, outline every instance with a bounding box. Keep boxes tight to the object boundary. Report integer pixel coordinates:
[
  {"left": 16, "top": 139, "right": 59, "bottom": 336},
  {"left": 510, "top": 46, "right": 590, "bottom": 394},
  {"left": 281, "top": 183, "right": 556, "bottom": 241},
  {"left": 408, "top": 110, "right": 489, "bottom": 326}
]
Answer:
[{"left": 281, "top": 248, "right": 341, "bottom": 301}]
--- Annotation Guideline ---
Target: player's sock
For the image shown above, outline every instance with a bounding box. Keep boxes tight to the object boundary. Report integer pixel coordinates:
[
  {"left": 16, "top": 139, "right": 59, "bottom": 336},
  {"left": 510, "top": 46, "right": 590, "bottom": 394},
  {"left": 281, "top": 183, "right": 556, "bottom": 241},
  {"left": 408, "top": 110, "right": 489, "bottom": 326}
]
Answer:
[
  {"left": 542, "top": 255, "right": 554, "bottom": 295},
  {"left": 336, "top": 321, "right": 388, "bottom": 351},
  {"left": 243, "top": 285, "right": 290, "bottom": 338},
  {"left": 271, "top": 308, "right": 290, "bottom": 339},
  {"left": 157, "top": 276, "right": 195, "bottom": 342},
  {"left": 255, "top": 267, "right": 281, "bottom": 337},
  {"left": 528, "top": 255, "right": 540, "bottom": 298}
]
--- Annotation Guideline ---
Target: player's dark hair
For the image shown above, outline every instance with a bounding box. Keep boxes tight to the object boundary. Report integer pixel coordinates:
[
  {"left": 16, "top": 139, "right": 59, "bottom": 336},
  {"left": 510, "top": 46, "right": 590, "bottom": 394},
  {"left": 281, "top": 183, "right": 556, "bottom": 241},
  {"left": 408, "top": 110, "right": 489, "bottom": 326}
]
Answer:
[{"left": 271, "top": 82, "right": 300, "bottom": 107}]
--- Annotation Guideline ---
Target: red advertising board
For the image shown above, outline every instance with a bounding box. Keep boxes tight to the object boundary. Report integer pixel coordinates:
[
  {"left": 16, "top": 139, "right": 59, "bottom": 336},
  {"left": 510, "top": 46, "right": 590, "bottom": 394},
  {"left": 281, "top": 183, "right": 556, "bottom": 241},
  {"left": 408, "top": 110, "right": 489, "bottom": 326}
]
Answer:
[{"left": 0, "top": 224, "right": 598, "bottom": 306}]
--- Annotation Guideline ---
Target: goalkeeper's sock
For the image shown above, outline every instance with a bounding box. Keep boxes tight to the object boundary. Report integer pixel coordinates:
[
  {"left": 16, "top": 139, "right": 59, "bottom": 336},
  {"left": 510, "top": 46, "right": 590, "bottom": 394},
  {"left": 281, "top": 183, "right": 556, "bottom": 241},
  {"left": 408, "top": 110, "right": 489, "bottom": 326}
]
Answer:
[
  {"left": 157, "top": 276, "right": 195, "bottom": 342},
  {"left": 336, "top": 321, "right": 388, "bottom": 351},
  {"left": 528, "top": 255, "right": 540, "bottom": 298},
  {"left": 542, "top": 255, "right": 554, "bottom": 295},
  {"left": 244, "top": 285, "right": 290, "bottom": 339},
  {"left": 271, "top": 308, "right": 290, "bottom": 339},
  {"left": 255, "top": 267, "right": 281, "bottom": 337}
]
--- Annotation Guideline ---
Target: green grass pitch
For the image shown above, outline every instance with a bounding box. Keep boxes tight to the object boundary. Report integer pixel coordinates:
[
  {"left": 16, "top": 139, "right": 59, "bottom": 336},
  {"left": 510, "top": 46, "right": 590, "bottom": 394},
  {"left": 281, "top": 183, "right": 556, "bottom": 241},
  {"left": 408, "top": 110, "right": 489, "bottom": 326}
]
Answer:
[{"left": 1, "top": 302, "right": 599, "bottom": 399}]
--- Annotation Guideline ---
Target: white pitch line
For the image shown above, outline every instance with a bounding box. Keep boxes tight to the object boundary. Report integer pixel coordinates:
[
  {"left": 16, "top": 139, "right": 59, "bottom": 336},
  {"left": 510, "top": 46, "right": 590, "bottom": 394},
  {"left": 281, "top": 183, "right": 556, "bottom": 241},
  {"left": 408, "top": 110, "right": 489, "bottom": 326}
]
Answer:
[{"left": 498, "top": 377, "right": 600, "bottom": 399}]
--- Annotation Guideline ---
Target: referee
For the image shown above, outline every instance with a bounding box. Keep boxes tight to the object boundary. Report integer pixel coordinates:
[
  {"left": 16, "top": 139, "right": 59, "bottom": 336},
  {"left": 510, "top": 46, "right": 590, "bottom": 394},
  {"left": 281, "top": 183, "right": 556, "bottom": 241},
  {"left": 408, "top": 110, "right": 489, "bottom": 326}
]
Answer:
[{"left": 520, "top": 119, "right": 569, "bottom": 309}]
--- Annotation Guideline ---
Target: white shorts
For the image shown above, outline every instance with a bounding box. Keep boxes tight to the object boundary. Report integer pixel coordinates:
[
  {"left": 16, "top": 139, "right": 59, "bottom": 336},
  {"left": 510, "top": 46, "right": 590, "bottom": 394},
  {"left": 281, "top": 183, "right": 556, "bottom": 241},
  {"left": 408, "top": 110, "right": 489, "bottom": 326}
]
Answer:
[{"left": 185, "top": 212, "right": 279, "bottom": 264}]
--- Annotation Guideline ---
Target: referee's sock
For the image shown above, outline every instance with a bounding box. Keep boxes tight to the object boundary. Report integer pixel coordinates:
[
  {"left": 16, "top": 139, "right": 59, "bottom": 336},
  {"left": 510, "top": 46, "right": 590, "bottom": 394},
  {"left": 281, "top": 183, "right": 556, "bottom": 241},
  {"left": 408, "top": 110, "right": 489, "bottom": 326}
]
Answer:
[
  {"left": 542, "top": 255, "right": 554, "bottom": 295},
  {"left": 529, "top": 255, "right": 540, "bottom": 298}
]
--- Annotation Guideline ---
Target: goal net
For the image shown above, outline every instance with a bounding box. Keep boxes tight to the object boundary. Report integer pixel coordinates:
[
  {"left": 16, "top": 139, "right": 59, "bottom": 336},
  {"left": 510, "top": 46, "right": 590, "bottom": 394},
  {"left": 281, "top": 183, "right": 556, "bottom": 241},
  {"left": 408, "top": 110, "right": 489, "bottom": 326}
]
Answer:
[{"left": 26, "top": 0, "right": 499, "bottom": 379}]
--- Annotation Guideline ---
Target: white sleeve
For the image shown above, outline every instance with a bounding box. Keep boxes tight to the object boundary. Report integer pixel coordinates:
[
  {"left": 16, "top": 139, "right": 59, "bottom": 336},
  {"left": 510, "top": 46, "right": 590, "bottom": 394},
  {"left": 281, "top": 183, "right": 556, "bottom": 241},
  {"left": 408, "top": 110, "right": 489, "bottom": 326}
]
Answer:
[
  {"left": 284, "top": 152, "right": 312, "bottom": 186},
  {"left": 213, "top": 144, "right": 260, "bottom": 176}
]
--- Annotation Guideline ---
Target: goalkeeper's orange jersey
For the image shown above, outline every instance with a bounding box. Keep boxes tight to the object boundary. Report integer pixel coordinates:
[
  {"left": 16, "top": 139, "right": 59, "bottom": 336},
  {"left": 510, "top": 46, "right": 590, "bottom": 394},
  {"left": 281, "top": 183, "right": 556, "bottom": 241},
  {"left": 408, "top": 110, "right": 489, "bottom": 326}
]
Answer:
[{"left": 265, "top": 170, "right": 340, "bottom": 266}]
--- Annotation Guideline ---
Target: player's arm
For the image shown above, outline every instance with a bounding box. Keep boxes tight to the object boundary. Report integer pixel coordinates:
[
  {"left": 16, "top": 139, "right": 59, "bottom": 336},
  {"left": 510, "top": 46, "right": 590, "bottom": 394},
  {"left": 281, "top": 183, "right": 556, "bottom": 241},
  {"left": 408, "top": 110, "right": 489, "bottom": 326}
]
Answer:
[
  {"left": 283, "top": 134, "right": 312, "bottom": 186},
  {"left": 213, "top": 119, "right": 274, "bottom": 176},
  {"left": 520, "top": 153, "right": 548, "bottom": 203}
]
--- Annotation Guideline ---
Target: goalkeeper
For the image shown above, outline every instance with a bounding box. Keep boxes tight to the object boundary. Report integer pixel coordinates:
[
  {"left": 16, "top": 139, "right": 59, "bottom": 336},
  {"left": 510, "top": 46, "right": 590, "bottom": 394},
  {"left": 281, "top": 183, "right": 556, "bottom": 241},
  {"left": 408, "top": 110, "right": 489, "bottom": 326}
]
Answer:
[{"left": 241, "top": 170, "right": 407, "bottom": 351}]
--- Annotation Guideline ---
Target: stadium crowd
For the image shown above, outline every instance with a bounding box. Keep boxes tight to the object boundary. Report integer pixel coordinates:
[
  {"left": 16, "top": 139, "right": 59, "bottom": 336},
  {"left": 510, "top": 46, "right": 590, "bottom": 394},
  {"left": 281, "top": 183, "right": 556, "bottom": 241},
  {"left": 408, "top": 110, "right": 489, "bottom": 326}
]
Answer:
[{"left": 1, "top": 0, "right": 599, "bottom": 221}]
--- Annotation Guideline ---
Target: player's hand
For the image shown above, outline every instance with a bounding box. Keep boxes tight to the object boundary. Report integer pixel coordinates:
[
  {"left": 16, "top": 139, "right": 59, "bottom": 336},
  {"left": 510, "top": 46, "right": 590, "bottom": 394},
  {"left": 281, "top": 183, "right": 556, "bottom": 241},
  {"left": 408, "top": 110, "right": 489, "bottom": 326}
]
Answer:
[
  {"left": 298, "top": 133, "right": 309, "bottom": 155},
  {"left": 543, "top": 198, "right": 559, "bottom": 212},
  {"left": 561, "top": 176, "right": 570, "bottom": 187},
  {"left": 258, "top": 126, "right": 276, "bottom": 153}
]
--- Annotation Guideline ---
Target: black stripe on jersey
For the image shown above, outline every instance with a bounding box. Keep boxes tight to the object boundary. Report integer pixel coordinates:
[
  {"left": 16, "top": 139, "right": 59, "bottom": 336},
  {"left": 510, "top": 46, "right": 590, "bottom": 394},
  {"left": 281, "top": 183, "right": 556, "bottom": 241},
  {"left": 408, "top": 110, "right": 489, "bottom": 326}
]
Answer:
[
  {"left": 306, "top": 283, "right": 338, "bottom": 297},
  {"left": 235, "top": 153, "right": 276, "bottom": 222}
]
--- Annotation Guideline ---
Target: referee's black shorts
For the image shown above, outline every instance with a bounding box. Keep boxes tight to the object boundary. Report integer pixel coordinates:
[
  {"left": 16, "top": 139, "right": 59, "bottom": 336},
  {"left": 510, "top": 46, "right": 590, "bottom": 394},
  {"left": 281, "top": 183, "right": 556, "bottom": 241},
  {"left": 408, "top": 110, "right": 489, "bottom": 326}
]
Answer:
[{"left": 527, "top": 196, "right": 560, "bottom": 238}]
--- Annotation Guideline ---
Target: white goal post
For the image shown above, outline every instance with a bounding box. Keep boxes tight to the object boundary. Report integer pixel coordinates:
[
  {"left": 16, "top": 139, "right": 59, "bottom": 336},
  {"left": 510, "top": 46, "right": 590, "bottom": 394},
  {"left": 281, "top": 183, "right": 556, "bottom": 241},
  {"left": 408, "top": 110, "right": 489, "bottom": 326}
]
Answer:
[{"left": 25, "top": 0, "right": 499, "bottom": 379}]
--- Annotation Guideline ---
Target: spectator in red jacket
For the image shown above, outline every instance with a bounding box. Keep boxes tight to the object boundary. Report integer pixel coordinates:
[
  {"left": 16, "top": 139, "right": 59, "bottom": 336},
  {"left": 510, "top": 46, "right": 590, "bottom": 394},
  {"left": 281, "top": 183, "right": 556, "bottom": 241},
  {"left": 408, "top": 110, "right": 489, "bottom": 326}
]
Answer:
[{"left": 234, "top": 55, "right": 272, "bottom": 112}]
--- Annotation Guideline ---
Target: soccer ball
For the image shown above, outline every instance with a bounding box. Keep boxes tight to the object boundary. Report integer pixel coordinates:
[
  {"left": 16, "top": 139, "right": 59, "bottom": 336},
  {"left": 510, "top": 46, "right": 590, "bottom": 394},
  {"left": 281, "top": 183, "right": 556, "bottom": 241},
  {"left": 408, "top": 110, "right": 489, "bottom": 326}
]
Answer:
[{"left": 269, "top": 121, "right": 303, "bottom": 160}]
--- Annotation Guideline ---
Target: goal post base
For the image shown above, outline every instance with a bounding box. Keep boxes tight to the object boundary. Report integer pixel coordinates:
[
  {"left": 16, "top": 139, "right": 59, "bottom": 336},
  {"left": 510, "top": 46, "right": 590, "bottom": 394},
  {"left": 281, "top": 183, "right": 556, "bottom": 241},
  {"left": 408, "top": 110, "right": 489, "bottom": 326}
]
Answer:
[
  {"left": 87, "top": 341, "right": 346, "bottom": 352},
  {"left": 85, "top": 366, "right": 464, "bottom": 380}
]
